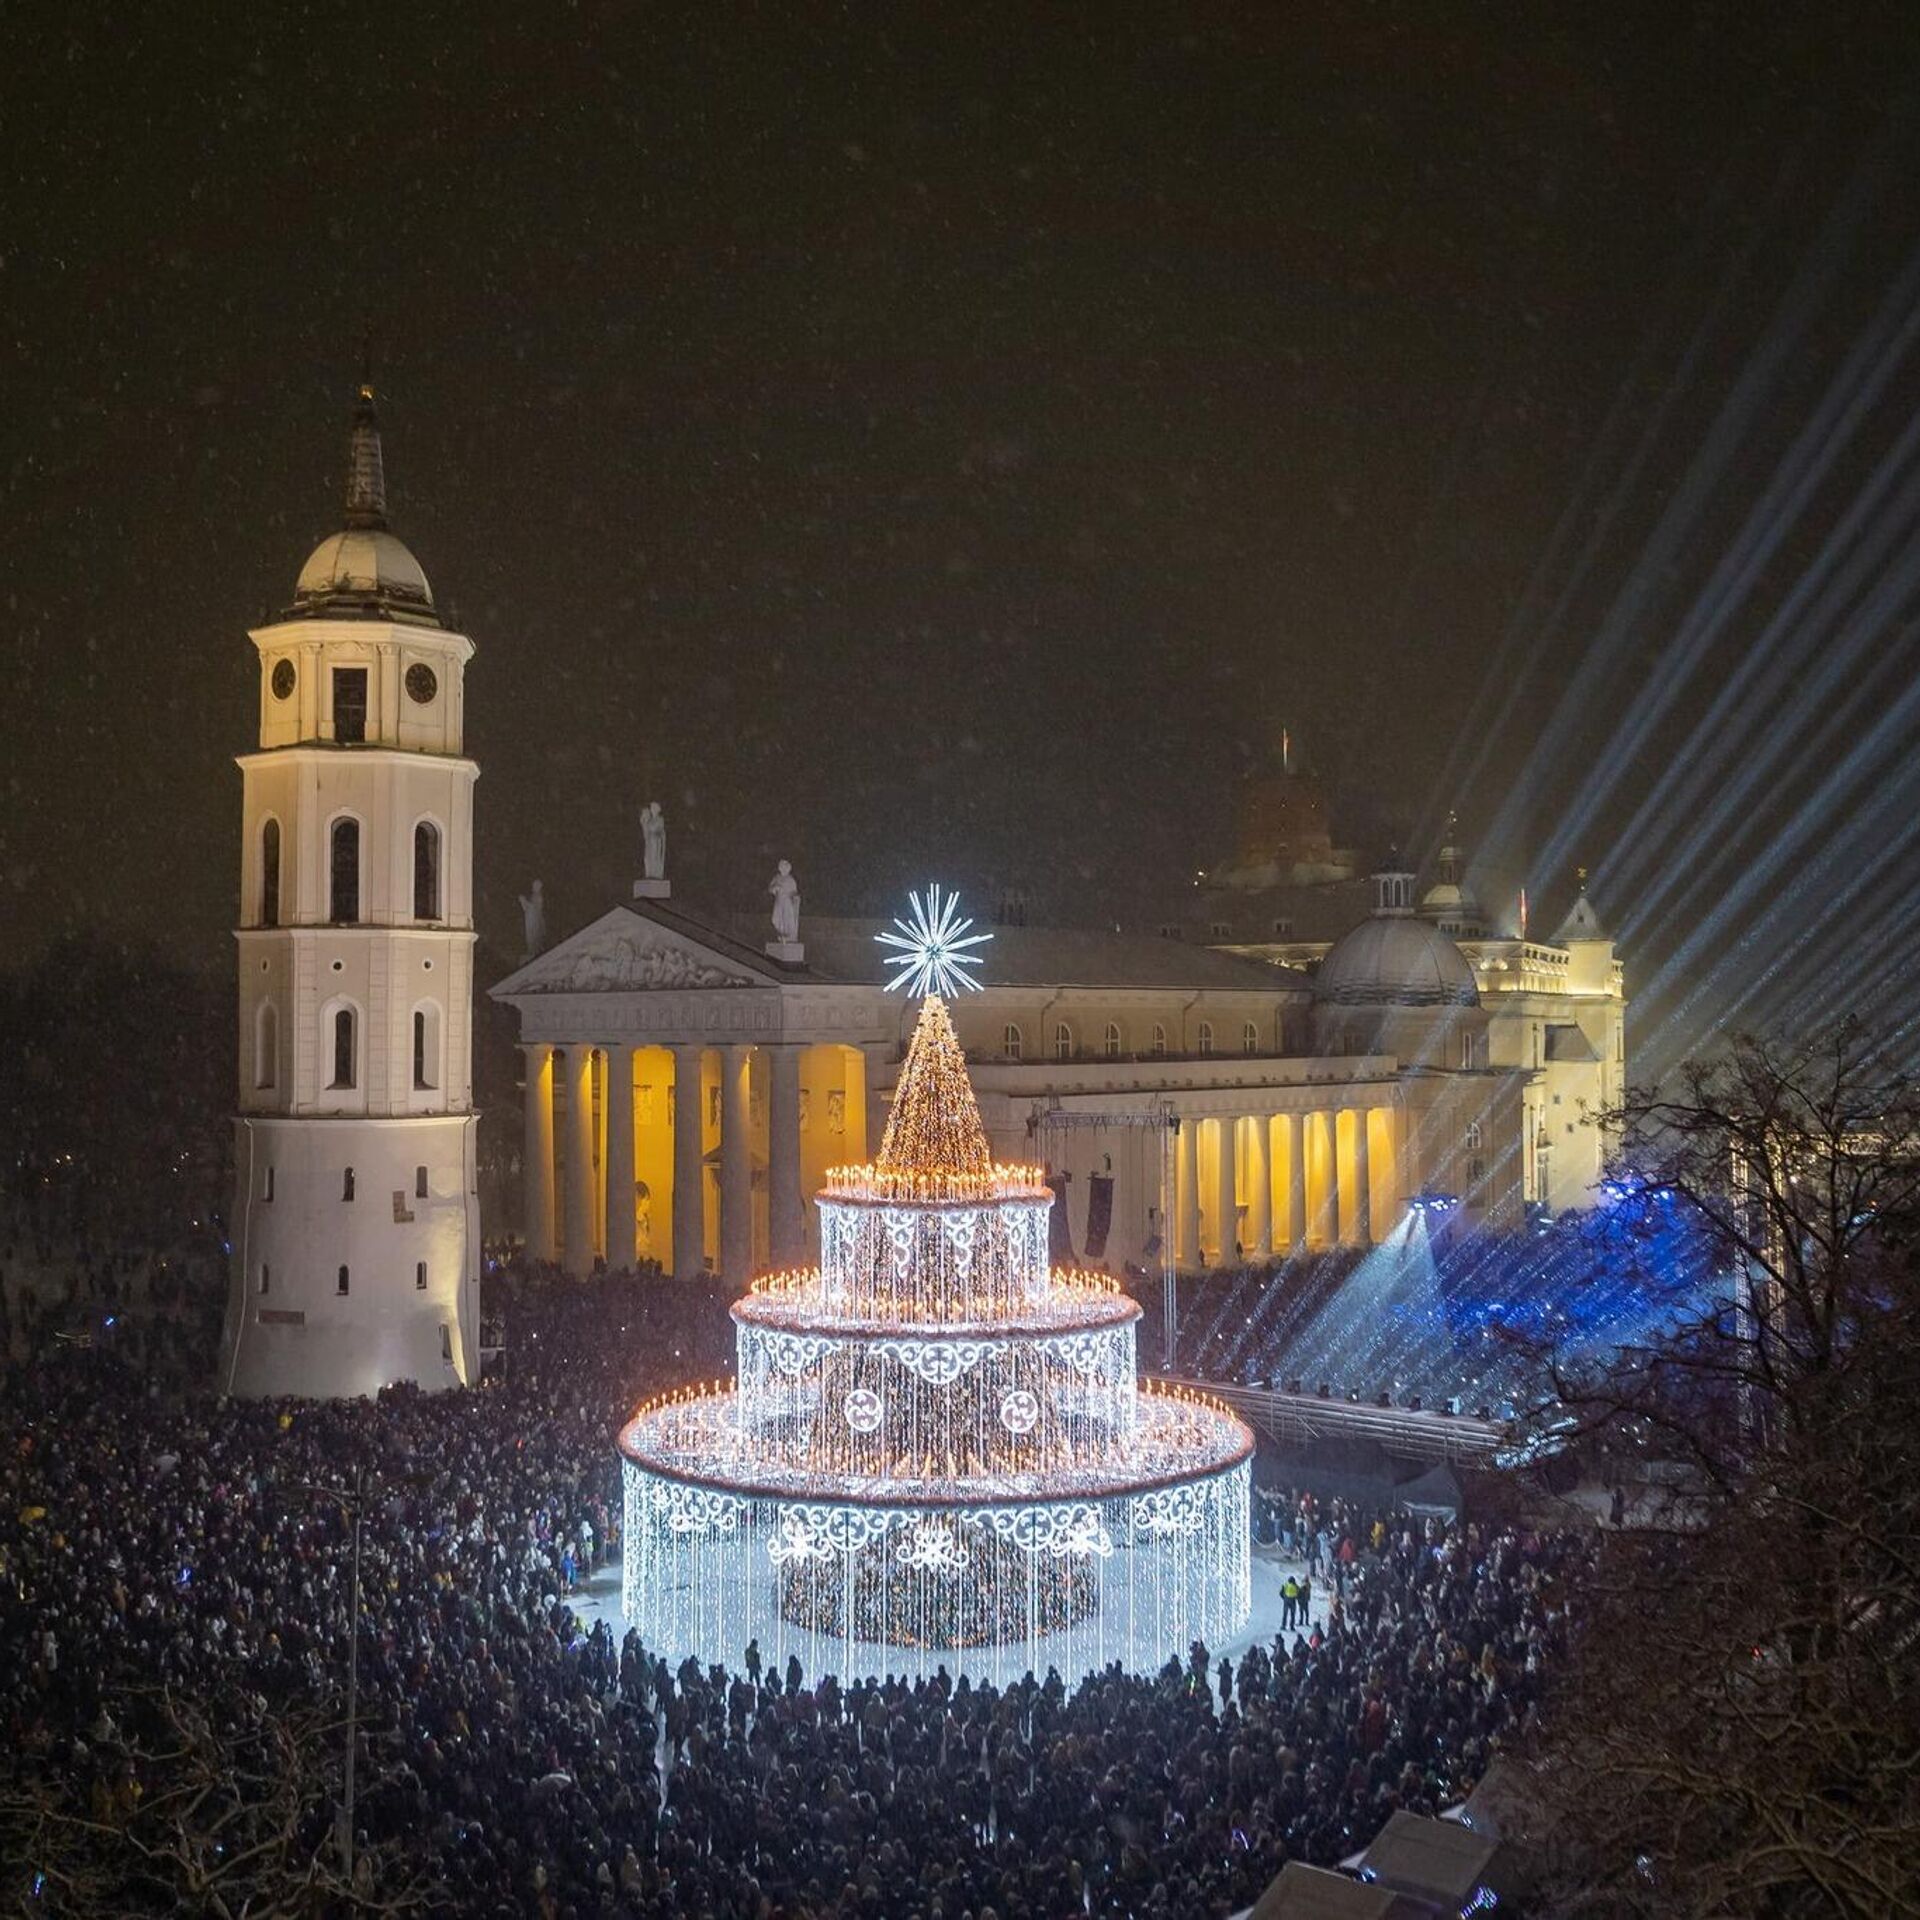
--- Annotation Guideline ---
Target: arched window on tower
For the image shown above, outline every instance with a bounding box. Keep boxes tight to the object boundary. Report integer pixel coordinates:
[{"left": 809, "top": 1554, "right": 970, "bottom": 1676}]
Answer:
[
  {"left": 1054, "top": 1022, "right": 1073, "bottom": 1063},
  {"left": 1003, "top": 1022, "right": 1023, "bottom": 1060},
  {"left": 1150, "top": 1023, "right": 1167, "bottom": 1058},
  {"left": 260, "top": 818, "right": 280, "bottom": 927},
  {"left": 254, "top": 1001, "right": 278, "bottom": 1090},
  {"left": 1242, "top": 1020, "right": 1259, "bottom": 1056},
  {"left": 413, "top": 821, "right": 441, "bottom": 921},
  {"left": 1197, "top": 1021, "right": 1215, "bottom": 1056},
  {"left": 331, "top": 1008, "right": 356, "bottom": 1089},
  {"left": 1103, "top": 1021, "right": 1123, "bottom": 1059},
  {"left": 329, "top": 818, "right": 360, "bottom": 924}
]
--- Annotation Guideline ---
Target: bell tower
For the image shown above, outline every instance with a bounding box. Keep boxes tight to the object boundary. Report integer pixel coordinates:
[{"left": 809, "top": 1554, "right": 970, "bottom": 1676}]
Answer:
[{"left": 219, "top": 383, "right": 481, "bottom": 1398}]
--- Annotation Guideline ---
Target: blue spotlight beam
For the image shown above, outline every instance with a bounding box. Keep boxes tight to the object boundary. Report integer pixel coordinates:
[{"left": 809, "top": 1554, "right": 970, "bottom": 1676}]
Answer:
[{"left": 1530, "top": 238, "right": 1920, "bottom": 893}]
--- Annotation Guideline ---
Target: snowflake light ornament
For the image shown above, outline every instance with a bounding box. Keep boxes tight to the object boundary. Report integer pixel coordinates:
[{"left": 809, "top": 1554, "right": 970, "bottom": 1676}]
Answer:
[
  {"left": 876, "top": 884, "right": 993, "bottom": 996},
  {"left": 895, "top": 1521, "right": 971, "bottom": 1573},
  {"left": 999, "top": 1388, "right": 1040, "bottom": 1436}
]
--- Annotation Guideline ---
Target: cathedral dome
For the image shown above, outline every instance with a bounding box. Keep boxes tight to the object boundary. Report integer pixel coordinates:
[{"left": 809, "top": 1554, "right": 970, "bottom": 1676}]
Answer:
[
  {"left": 1315, "top": 916, "right": 1478, "bottom": 1006},
  {"left": 294, "top": 528, "right": 435, "bottom": 614},
  {"left": 1316, "top": 866, "right": 1478, "bottom": 1007}
]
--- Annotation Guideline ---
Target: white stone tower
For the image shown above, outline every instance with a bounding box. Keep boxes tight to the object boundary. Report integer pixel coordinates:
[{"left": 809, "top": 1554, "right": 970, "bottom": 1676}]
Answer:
[{"left": 219, "top": 383, "right": 480, "bottom": 1398}]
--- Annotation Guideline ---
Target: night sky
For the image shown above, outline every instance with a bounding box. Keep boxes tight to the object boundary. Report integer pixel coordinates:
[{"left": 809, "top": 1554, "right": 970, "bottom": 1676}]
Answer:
[{"left": 5, "top": 3, "right": 1918, "bottom": 1075}]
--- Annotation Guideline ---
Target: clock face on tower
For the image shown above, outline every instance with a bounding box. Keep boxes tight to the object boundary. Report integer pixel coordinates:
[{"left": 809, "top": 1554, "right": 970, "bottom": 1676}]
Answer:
[
  {"left": 405, "top": 662, "right": 439, "bottom": 705},
  {"left": 270, "top": 658, "right": 296, "bottom": 700}
]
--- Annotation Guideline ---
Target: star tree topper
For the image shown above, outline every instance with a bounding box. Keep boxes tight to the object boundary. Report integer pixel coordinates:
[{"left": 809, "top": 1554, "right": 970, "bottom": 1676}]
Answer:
[{"left": 876, "top": 884, "right": 993, "bottom": 996}]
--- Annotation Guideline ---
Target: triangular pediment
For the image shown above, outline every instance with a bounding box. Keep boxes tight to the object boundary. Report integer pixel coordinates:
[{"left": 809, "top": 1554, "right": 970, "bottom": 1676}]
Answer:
[{"left": 491, "top": 907, "right": 772, "bottom": 997}]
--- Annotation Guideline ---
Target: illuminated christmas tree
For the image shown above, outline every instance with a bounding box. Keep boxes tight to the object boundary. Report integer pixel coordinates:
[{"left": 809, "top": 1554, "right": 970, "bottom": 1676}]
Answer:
[
  {"left": 618, "top": 887, "right": 1253, "bottom": 1678},
  {"left": 874, "top": 993, "right": 992, "bottom": 1183}
]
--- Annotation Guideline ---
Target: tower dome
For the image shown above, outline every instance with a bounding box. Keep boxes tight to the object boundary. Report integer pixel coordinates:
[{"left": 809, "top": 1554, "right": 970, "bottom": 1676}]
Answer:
[
  {"left": 1418, "top": 812, "right": 1485, "bottom": 936},
  {"left": 1316, "top": 859, "right": 1479, "bottom": 1007},
  {"left": 295, "top": 529, "right": 435, "bottom": 612},
  {"left": 288, "top": 384, "right": 440, "bottom": 624}
]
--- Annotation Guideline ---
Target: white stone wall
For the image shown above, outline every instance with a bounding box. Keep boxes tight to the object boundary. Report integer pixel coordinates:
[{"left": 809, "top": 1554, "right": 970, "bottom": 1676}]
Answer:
[{"left": 223, "top": 1113, "right": 478, "bottom": 1398}]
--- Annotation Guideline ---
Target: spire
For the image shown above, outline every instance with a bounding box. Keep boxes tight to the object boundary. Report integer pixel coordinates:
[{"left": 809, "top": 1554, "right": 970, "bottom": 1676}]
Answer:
[
  {"left": 1553, "top": 866, "right": 1610, "bottom": 943},
  {"left": 1437, "top": 811, "right": 1465, "bottom": 887},
  {"left": 344, "top": 368, "right": 388, "bottom": 532},
  {"left": 874, "top": 995, "right": 992, "bottom": 1184}
]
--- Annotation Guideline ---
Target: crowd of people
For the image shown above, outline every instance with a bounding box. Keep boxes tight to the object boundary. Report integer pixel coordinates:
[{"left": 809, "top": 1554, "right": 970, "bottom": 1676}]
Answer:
[
  {"left": 2, "top": 1262, "right": 1590, "bottom": 1917},
  {"left": 0, "top": 1228, "right": 228, "bottom": 1384}
]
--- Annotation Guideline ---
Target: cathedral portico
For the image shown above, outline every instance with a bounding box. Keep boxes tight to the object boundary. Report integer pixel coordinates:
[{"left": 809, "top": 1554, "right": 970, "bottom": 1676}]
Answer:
[
  {"left": 495, "top": 906, "right": 899, "bottom": 1278},
  {"left": 516, "top": 1033, "right": 883, "bottom": 1279}
]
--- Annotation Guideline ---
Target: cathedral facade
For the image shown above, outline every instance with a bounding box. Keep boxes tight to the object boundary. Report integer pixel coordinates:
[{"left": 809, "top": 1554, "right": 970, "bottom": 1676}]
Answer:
[{"left": 493, "top": 847, "right": 1623, "bottom": 1282}]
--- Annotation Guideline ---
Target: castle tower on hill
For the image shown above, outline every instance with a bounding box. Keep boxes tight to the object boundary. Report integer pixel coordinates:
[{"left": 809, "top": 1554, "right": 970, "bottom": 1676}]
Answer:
[{"left": 219, "top": 384, "right": 481, "bottom": 1399}]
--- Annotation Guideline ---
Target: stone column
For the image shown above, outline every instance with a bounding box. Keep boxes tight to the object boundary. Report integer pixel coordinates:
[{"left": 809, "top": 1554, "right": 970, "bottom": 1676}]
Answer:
[
  {"left": 603, "top": 1042, "right": 636, "bottom": 1272},
  {"left": 1353, "top": 1109, "right": 1373, "bottom": 1248},
  {"left": 672, "top": 1044, "right": 705, "bottom": 1280},
  {"left": 1211, "top": 1118, "right": 1239, "bottom": 1265},
  {"left": 768, "top": 1044, "right": 805, "bottom": 1267},
  {"left": 1322, "top": 1112, "right": 1342, "bottom": 1248},
  {"left": 562, "top": 1046, "right": 597, "bottom": 1276},
  {"left": 1245, "top": 1114, "right": 1271, "bottom": 1258},
  {"left": 375, "top": 639, "right": 401, "bottom": 741},
  {"left": 1286, "top": 1113, "right": 1307, "bottom": 1253},
  {"left": 1176, "top": 1113, "right": 1201, "bottom": 1270},
  {"left": 521, "top": 1043, "right": 556, "bottom": 1261},
  {"left": 721, "top": 1044, "right": 753, "bottom": 1282}
]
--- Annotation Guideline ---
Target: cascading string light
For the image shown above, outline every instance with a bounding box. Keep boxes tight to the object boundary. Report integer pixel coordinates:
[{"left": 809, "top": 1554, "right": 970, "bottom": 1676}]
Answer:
[{"left": 619, "top": 888, "right": 1253, "bottom": 1681}]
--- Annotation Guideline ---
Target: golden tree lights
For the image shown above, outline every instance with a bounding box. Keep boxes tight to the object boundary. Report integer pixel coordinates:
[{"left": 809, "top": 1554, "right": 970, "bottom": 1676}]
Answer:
[
  {"left": 872, "top": 991, "right": 995, "bottom": 1186},
  {"left": 619, "top": 891, "right": 1252, "bottom": 1682}
]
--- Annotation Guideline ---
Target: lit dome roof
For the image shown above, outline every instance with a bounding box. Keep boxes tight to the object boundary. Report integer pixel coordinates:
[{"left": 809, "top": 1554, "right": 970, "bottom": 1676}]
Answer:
[
  {"left": 1316, "top": 907, "right": 1478, "bottom": 1008},
  {"left": 294, "top": 528, "right": 435, "bottom": 615},
  {"left": 1420, "top": 881, "right": 1466, "bottom": 913},
  {"left": 284, "top": 381, "right": 442, "bottom": 627}
]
